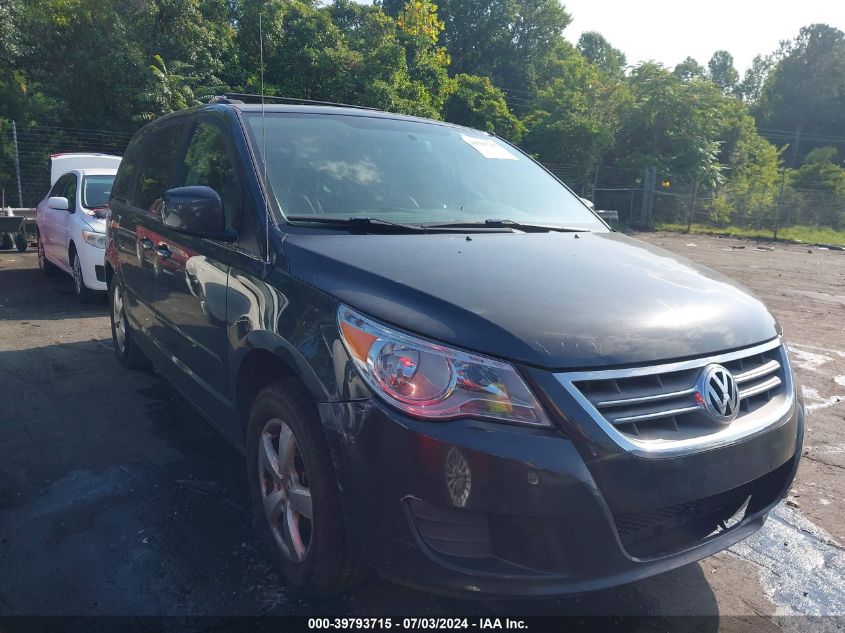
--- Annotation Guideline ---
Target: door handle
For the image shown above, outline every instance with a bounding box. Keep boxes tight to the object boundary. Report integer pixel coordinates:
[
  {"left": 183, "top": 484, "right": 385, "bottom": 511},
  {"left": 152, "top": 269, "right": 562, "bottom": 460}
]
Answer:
[
  {"left": 155, "top": 244, "right": 172, "bottom": 259},
  {"left": 140, "top": 238, "right": 154, "bottom": 250}
]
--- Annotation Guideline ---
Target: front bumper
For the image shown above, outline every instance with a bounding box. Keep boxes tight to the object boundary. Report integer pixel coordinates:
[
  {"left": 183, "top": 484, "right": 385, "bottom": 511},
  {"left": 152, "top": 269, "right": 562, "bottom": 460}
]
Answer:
[
  {"left": 320, "top": 379, "right": 803, "bottom": 598},
  {"left": 75, "top": 236, "right": 107, "bottom": 291}
]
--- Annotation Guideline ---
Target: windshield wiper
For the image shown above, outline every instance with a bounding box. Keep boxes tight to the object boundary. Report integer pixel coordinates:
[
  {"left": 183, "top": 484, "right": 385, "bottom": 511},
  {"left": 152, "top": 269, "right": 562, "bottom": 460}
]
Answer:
[
  {"left": 285, "top": 215, "right": 428, "bottom": 233},
  {"left": 423, "top": 219, "right": 591, "bottom": 233},
  {"left": 285, "top": 215, "right": 514, "bottom": 234}
]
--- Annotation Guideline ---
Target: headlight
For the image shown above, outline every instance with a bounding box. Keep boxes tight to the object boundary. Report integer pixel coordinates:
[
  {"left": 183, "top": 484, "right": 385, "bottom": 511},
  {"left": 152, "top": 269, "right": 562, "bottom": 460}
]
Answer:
[
  {"left": 81, "top": 230, "right": 106, "bottom": 249},
  {"left": 338, "top": 305, "right": 550, "bottom": 427}
]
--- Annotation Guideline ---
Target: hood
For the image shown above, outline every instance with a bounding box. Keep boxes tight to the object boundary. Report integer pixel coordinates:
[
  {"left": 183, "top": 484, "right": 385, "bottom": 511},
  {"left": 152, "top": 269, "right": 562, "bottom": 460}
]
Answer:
[{"left": 285, "top": 231, "right": 778, "bottom": 370}]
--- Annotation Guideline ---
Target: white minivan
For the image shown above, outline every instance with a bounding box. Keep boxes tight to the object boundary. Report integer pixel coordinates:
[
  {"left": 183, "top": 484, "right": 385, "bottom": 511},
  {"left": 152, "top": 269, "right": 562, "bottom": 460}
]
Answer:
[{"left": 36, "top": 153, "right": 121, "bottom": 300}]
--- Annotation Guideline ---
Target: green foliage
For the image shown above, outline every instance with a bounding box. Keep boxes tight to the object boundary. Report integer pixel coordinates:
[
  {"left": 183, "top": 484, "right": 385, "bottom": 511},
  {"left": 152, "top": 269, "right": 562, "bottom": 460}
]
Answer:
[
  {"left": 1, "top": 0, "right": 842, "bottom": 235},
  {"left": 673, "top": 57, "right": 705, "bottom": 82},
  {"left": 577, "top": 31, "right": 626, "bottom": 77},
  {"left": 443, "top": 74, "right": 523, "bottom": 140},
  {"left": 436, "top": 0, "right": 570, "bottom": 91},
  {"left": 522, "top": 44, "right": 620, "bottom": 170},
  {"left": 657, "top": 223, "right": 845, "bottom": 246},
  {"left": 793, "top": 147, "right": 845, "bottom": 195},
  {"left": 707, "top": 50, "right": 739, "bottom": 94},
  {"left": 756, "top": 24, "right": 845, "bottom": 163}
]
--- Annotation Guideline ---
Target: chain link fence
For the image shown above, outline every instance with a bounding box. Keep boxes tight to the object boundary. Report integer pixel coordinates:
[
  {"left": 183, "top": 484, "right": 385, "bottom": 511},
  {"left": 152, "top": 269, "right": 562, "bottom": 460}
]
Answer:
[{"left": 0, "top": 121, "right": 134, "bottom": 208}]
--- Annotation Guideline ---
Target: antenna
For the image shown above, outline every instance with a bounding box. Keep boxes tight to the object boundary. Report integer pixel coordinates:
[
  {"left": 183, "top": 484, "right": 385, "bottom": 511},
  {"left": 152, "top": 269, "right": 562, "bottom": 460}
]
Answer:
[{"left": 260, "top": 8, "right": 270, "bottom": 264}]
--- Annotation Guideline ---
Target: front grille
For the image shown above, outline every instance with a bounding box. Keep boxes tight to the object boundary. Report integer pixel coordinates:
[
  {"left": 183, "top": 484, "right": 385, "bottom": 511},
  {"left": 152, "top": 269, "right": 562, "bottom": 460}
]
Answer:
[{"left": 556, "top": 339, "right": 794, "bottom": 456}]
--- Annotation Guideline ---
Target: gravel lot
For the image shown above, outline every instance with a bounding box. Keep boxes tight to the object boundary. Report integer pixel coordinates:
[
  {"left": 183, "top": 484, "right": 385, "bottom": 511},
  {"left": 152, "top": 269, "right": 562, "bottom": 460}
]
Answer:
[{"left": 0, "top": 232, "right": 842, "bottom": 627}]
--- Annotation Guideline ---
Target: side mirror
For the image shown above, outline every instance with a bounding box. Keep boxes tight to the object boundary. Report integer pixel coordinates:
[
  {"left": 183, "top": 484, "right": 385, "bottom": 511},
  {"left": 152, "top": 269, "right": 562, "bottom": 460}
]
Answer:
[
  {"left": 48, "top": 196, "right": 69, "bottom": 211},
  {"left": 161, "top": 186, "right": 236, "bottom": 241}
]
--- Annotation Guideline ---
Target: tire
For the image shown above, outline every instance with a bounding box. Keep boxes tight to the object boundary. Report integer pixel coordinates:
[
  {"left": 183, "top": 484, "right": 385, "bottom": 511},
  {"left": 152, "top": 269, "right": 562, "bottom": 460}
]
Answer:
[
  {"left": 15, "top": 232, "right": 27, "bottom": 252},
  {"left": 247, "top": 379, "right": 368, "bottom": 593},
  {"left": 109, "top": 274, "right": 149, "bottom": 370},
  {"left": 71, "top": 249, "right": 96, "bottom": 303},
  {"left": 37, "top": 234, "right": 58, "bottom": 276},
  {"left": 1, "top": 233, "right": 12, "bottom": 250}
]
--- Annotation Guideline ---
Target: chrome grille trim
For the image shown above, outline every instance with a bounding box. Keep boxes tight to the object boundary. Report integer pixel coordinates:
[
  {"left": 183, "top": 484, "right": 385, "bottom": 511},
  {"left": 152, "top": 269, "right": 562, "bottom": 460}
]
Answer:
[
  {"left": 555, "top": 338, "right": 795, "bottom": 457},
  {"left": 734, "top": 359, "right": 780, "bottom": 384},
  {"left": 613, "top": 405, "right": 702, "bottom": 424},
  {"left": 596, "top": 387, "right": 696, "bottom": 408},
  {"left": 739, "top": 375, "right": 782, "bottom": 399}
]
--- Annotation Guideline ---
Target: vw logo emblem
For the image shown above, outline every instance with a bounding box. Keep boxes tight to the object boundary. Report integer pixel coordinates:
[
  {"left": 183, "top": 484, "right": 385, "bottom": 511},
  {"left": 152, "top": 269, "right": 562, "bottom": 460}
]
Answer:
[{"left": 697, "top": 364, "right": 740, "bottom": 423}]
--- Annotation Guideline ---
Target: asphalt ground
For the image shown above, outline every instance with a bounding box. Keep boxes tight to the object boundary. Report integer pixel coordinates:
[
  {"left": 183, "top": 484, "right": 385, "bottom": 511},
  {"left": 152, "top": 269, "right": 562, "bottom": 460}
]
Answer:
[{"left": 0, "top": 232, "right": 842, "bottom": 630}]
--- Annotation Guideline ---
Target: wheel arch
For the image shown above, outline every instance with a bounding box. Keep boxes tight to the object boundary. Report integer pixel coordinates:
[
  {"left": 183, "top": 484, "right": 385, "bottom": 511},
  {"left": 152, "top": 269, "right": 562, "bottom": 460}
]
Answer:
[{"left": 233, "top": 339, "right": 330, "bottom": 442}]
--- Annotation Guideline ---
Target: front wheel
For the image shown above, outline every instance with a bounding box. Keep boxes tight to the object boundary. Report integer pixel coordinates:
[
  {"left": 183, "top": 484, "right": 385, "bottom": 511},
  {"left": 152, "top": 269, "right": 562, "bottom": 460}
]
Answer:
[
  {"left": 246, "top": 379, "right": 368, "bottom": 593},
  {"left": 71, "top": 251, "right": 95, "bottom": 302},
  {"left": 15, "top": 232, "right": 27, "bottom": 252}
]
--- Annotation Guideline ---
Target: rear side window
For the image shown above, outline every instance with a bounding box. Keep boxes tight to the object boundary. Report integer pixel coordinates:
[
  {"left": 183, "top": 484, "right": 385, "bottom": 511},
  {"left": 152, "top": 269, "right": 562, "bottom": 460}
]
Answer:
[
  {"left": 110, "top": 134, "right": 143, "bottom": 204},
  {"left": 181, "top": 121, "right": 244, "bottom": 230},
  {"left": 63, "top": 175, "right": 77, "bottom": 212},
  {"left": 129, "top": 120, "right": 186, "bottom": 215},
  {"left": 49, "top": 174, "right": 70, "bottom": 198}
]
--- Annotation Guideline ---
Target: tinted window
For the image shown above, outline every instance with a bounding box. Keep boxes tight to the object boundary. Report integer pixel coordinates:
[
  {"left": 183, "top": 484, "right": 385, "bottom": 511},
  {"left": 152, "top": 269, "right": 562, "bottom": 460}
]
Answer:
[
  {"left": 63, "top": 175, "right": 77, "bottom": 212},
  {"left": 49, "top": 174, "right": 70, "bottom": 198},
  {"left": 133, "top": 121, "right": 185, "bottom": 214},
  {"left": 82, "top": 175, "right": 115, "bottom": 208},
  {"left": 181, "top": 122, "right": 243, "bottom": 229},
  {"left": 110, "top": 133, "right": 144, "bottom": 204}
]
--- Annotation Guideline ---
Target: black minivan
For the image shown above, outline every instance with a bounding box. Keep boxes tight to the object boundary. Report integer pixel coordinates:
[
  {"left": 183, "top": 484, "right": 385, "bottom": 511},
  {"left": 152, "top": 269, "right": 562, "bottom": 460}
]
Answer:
[{"left": 105, "top": 98, "right": 803, "bottom": 596}]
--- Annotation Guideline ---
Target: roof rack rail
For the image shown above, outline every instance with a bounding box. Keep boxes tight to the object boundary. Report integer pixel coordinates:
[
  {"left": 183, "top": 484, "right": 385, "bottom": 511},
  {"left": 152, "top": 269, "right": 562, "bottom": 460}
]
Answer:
[
  {"left": 207, "top": 95, "right": 244, "bottom": 105},
  {"left": 214, "top": 93, "right": 379, "bottom": 111}
]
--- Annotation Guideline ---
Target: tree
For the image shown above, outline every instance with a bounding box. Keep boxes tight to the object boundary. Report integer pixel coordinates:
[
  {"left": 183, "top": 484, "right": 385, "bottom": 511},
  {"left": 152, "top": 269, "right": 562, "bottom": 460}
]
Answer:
[
  {"left": 577, "top": 31, "right": 626, "bottom": 76},
  {"left": 792, "top": 147, "right": 845, "bottom": 194},
  {"left": 707, "top": 50, "right": 739, "bottom": 94},
  {"left": 436, "top": 0, "right": 570, "bottom": 91},
  {"left": 135, "top": 55, "right": 203, "bottom": 123},
  {"left": 736, "top": 54, "right": 773, "bottom": 103},
  {"left": 443, "top": 74, "right": 523, "bottom": 140},
  {"left": 756, "top": 24, "right": 845, "bottom": 163},
  {"left": 522, "top": 46, "right": 621, "bottom": 171},
  {"left": 674, "top": 56, "right": 705, "bottom": 81}
]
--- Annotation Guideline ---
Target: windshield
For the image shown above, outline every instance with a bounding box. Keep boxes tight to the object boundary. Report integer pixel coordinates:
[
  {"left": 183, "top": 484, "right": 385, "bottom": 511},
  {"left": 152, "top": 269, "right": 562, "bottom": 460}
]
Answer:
[
  {"left": 244, "top": 113, "right": 605, "bottom": 230},
  {"left": 82, "top": 175, "right": 115, "bottom": 208}
]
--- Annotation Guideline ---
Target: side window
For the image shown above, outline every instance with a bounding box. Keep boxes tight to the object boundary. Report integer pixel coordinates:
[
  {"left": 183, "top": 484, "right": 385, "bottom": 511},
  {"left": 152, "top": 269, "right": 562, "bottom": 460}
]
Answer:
[
  {"left": 133, "top": 122, "right": 185, "bottom": 215},
  {"left": 110, "top": 132, "right": 144, "bottom": 205},
  {"left": 181, "top": 122, "right": 244, "bottom": 230},
  {"left": 63, "top": 175, "right": 78, "bottom": 212},
  {"left": 49, "top": 174, "right": 69, "bottom": 198}
]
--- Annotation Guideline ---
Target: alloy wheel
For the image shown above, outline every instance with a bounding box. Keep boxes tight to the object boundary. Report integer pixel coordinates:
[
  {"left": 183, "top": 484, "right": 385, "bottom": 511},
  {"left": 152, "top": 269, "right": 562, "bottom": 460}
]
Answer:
[
  {"left": 258, "top": 418, "right": 313, "bottom": 563},
  {"left": 112, "top": 283, "right": 126, "bottom": 353},
  {"left": 72, "top": 256, "right": 83, "bottom": 295}
]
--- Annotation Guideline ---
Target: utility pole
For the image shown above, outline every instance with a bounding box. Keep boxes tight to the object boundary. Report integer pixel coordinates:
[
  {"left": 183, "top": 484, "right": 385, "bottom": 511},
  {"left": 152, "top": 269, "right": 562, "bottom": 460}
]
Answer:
[
  {"left": 774, "top": 124, "right": 801, "bottom": 240},
  {"left": 11, "top": 120, "right": 23, "bottom": 208},
  {"left": 686, "top": 178, "right": 699, "bottom": 232},
  {"left": 640, "top": 166, "right": 656, "bottom": 228}
]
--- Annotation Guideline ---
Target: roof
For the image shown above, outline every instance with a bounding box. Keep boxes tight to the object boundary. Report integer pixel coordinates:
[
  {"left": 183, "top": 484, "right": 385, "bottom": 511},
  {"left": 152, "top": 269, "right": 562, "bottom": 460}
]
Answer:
[{"left": 206, "top": 103, "right": 481, "bottom": 133}]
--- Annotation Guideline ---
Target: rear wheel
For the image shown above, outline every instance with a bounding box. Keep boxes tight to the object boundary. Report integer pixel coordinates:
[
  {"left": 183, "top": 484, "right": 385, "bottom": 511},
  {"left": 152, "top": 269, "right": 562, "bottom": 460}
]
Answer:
[
  {"left": 247, "top": 379, "right": 368, "bottom": 593},
  {"left": 37, "top": 234, "right": 58, "bottom": 276},
  {"left": 109, "top": 275, "right": 148, "bottom": 370},
  {"left": 14, "top": 232, "right": 27, "bottom": 252}
]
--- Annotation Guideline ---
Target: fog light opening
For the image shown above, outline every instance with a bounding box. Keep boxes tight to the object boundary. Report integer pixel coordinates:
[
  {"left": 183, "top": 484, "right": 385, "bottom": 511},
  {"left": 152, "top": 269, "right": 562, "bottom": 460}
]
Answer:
[{"left": 445, "top": 447, "right": 471, "bottom": 507}]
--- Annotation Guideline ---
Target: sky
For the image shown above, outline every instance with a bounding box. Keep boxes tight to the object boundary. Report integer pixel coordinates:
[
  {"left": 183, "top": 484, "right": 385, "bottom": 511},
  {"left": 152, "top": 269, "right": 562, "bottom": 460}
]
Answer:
[{"left": 562, "top": 0, "right": 845, "bottom": 73}]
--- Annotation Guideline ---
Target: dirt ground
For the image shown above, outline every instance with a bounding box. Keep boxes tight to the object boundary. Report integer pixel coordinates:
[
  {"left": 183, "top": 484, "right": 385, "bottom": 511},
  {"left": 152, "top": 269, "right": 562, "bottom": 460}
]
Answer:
[{"left": 0, "top": 232, "right": 842, "bottom": 628}]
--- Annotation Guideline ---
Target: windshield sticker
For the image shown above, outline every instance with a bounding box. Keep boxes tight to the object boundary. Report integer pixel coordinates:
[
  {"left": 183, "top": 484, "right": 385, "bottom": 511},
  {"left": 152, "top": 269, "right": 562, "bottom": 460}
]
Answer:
[{"left": 461, "top": 134, "right": 518, "bottom": 160}]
